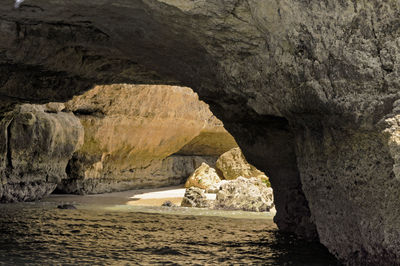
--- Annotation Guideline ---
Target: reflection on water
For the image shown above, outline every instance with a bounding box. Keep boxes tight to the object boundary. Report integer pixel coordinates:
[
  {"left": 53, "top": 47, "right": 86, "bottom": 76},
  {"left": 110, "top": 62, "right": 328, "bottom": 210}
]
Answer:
[{"left": 0, "top": 202, "right": 339, "bottom": 265}]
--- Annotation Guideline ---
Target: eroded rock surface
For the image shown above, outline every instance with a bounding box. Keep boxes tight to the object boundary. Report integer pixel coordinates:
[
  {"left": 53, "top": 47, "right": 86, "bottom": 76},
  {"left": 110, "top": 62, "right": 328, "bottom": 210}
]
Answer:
[
  {"left": 176, "top": 116, "right": 238, "bottom": 156},
  {"left": 216, "top": 147, "right": 268, "bottom": 181},
  {"left": 182, "top": 177, "right": 274, "bottom": 212},
  {"left": 58, "top": 84, "right": 235, "bottom": 194},
  {"left": 184, "top": 162, "right": 221, "bottom": 191},
  {"left": 215, "top": 177, "right": 274, "bottom": 212},
  {"left": 2, "top": 0, "right": 400, "bottom": 263},
  {"left": 181, "top": 187, "right": 211, "bottom": 208},
  {"left": 58, "top": 155, "right": 217, "bottom": 194},
  {"left": 0, "top": 104, "right": 83, "bottom": 202}
]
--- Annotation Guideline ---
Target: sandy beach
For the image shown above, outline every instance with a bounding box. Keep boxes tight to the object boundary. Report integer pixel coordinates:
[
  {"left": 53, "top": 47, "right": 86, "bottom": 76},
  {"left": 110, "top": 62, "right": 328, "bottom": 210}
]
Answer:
[{"left": 43, "top": 186, "right": 189, "bottom": 206}]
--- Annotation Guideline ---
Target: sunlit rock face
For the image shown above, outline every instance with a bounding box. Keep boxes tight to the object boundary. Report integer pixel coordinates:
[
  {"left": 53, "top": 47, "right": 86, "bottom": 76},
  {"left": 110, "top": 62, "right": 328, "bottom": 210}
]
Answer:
[
  {"left": 57, "top": 84, "right": 237, "bottom": 194},
  {"left": 2, "top": 0, "right": 400, "bottom": 263},
  {"left": 184, "top": 162, "right": 222, "bottom": 191},
  {"left": 215, "top": 147, "right": 268, "bottom": 181},
  {"left": 0, "top": 104, "right": 83, "bottom": 202}
]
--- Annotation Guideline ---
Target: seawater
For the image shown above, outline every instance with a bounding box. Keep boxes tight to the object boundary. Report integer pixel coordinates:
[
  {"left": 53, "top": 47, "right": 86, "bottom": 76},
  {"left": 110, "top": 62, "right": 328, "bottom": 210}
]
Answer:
[{"left": 0, "top": 202, "right": 339, "bottom": 265}]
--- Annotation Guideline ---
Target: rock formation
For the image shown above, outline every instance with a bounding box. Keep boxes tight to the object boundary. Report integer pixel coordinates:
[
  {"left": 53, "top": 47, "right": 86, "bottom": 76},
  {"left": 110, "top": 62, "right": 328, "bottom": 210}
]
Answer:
[
  {"left": 2, "top": 0, "right": 400, "bottom": 263},
  {"left": 0, "top": 104, "right": 83, "bottom": 202},
  {"left": 59, "top": 155, "right": 218, "bottom": 194},
  {"left": 181, "top": 177, "right": 274, "bottom": 212},
  {"left": 176, "top": 117, "right": 238, "bottom": 156},
  {"left": 57, "top": 84, "right": 236, "bottom": 194},
  {"left": 216, "top": 147, "right": 269, "bottom": 182},
  {"left": 184, "top": 162, "right": 221, "bottom": 191},
  {"left": 181, "top": 187, "right": 211, "bottom": 208},
  {"left": 215, "top": 177, "right": 274, "bottom": 212}
]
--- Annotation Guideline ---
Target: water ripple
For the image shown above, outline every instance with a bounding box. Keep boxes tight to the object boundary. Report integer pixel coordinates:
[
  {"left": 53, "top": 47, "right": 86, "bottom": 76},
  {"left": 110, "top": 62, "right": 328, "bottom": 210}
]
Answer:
[{"left": 0, "top": 203, "right": 340, "bottom": 265}]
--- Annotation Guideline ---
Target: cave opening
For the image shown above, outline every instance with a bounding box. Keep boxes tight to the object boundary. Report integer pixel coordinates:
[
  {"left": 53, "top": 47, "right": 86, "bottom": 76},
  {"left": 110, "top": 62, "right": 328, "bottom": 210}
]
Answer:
[
  {"left": 0, "top": 82, "right": 339, "bottom": 265},
  {"left": 3, "top": 0, "right": 400, "bottom": 263},
  {"left": 38, "top": 83, "right": 274, "bottom": 213},
  {"left": 0, "top": 0, "right": 349, "bottom": 263}
]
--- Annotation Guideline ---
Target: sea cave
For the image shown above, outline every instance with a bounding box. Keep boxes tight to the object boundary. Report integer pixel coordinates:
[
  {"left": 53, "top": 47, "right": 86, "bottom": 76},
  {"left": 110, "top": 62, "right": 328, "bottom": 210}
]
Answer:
[{"left": 1, "top": 0, "right": 400, "bottom": 264}]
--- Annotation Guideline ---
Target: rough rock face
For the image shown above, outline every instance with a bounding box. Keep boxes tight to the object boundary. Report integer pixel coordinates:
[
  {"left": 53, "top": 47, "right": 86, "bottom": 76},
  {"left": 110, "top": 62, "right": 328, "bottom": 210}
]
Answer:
[
  {"left": 181, "top": 187, "right": 211, "bottom": 208},
  {"left": 2, "top": 0, "right": 400, "bottom": 263},
  {"left": 216, "top": 147, "right": 268, "bottom": 180},
  {"left": 176, "top": 116, "right": 238, "bottom": 156},
  {"left": 0, "top": 104, "right": 83, "bottom": 202},
  {"left": 184, "top": 162, "right": 221, "bottom": 190},
  {"left": 215, "top": 177, "right": 274, "bottom": 212},
  {"left": 59, "top": 84, "right": 235, "bottom": 194},
  {"left": 182, "top": 177, "right": 274, "bottom": 212},
  {"left": 58, "top": 155, "right": 217, "bottom": 194}
]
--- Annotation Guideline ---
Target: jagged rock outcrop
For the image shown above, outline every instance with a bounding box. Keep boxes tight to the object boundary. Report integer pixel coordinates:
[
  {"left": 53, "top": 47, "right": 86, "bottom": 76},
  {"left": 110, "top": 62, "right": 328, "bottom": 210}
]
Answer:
[
  {"left": 216, "top": 147, "right": 269, "bottom": 182},
  {"left": 180, "top": 187, "right": 212, "bottom": 208},
  {"left": 215, "top": 177, "right": 274, "bottom": 212},
  {"left": 184, "top": 162, "right": 221, "bottom": 191},
  {"left": 2, "top": 0, "right": 400, "bottom": 263},
  {"left": 58, "top": 84, "right": 236, "bottom": 194},
  {"left": 182, "top": 177, "right": 274, "bottom": 212},
  {"left": 0, "top": 104, "right": 83, "bottom": 202}
]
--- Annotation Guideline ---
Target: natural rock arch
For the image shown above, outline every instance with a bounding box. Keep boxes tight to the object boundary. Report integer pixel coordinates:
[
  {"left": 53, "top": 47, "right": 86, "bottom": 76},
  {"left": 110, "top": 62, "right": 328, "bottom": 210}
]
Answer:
[{"left": 1, "top": 0, "right": 400, "bottom": 264}]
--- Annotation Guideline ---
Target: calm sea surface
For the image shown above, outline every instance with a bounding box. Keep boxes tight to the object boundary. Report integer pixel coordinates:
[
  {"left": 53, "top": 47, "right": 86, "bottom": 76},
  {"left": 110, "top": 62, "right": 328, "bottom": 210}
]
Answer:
[{"left": 0, "top": 202, "right": 339, "bottom": 265}]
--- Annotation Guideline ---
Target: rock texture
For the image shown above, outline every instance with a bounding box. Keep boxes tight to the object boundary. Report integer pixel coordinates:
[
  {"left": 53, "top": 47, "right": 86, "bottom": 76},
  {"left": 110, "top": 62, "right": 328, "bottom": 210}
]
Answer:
[
  {"left": 215, "top": 177, "right": 274, "bottom": 212},
  {"left": 216, "top": 147, "right": 268, "bottom": 181},
  {"left": 176, "top": 117, "right": 238, "bottom": 156},
  {"left": 58, "top": 155, "right": 217, "bottom": 194},
  {"left": 2, "top": 0, "right": 400, "bottom": 263},
  {"left": 0, "top": 104, "right": 83, "bottom": 202},
  {"left": 58, "top": 84, "right": 235, "bottom": 194},
  {"left": 182, "top": 177, "right": 274, "bottom": 212},
  {"left": 184, "top": 162, "right": 221, "bottom": 190},
  {"left": 180, "top": 187, "right": 211, "bottom": 208}
]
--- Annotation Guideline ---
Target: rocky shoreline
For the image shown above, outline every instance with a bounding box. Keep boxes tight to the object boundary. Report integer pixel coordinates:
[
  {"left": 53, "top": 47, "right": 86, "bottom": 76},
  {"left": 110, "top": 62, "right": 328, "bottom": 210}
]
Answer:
[{"left": 180, "top": 148, "right": 274, "bottom": 213}]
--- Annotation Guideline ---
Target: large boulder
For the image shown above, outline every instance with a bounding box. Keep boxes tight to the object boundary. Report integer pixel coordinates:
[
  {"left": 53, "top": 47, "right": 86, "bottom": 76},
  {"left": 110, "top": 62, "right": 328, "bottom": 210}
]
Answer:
[
  {"left": 184, "top": 162, "right": 221, "bottom": 191},
  {"left": 0, "top": 104, "right": 83, "bottom": 202},
  {"left": 216, "top": 148, "right": 268, "bottom": 181},
  {"left": 181, "top": 177, "right": 274, "bottom": 212},
  {"left": 180, "top": 187, "right": 211, "bottom": 208},
  {"left": 215, "top": 177, "right": 274, "bottom": 212}
]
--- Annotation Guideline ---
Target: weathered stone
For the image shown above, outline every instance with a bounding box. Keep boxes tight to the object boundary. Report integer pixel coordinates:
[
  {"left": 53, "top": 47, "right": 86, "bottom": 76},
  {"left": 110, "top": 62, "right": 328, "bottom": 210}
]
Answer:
[
  {"left": 215, "top": 177, "right": 274, "bottom": 212},
  {"left": 184, "top": 162, "right": 221, "bottom": 190},
  {"left": 180, "top": 187, "right": 211, "bottom": 208},
  {"left": 44, "top": 102, "right": 65, "bottom": 113},
  {"left": 176, "top": 116, "right": 238, "bottom": 156},
  {"left": 58, "top": 84, "right": 234, "bottom": 194},
  {"left": 216, "top": 147, "right": 267, "bottom": 181},
  {"left": 0, "top": 104, "right": 83, "bottom": 202},
  {"left": 58, "top": 155, "right": 217, "bottom": 195},
  {"left": 3, "top": 0, "right": 400, "bottom": 263}
]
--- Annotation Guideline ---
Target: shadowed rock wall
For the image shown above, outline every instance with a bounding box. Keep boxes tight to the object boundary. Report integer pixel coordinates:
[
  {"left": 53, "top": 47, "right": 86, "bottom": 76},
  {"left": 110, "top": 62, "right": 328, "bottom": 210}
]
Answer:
[{"left": 0, "top": 104, "right": 83, "bottom": 202}]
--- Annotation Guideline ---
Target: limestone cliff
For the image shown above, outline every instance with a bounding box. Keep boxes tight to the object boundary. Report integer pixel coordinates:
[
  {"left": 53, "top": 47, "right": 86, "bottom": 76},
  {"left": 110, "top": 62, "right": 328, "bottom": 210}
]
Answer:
[
  {"left": 176, "top": 116, "right": 238, "bottom": 156},
  {"left": 0, "top": 104, "right": 83, "bottom": 202},
  {"left": 59, "top": 84, "right": 237, "bottom": 194},
  {"left": 2, "top": 0, "right": 400, "bottom": 263}
]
